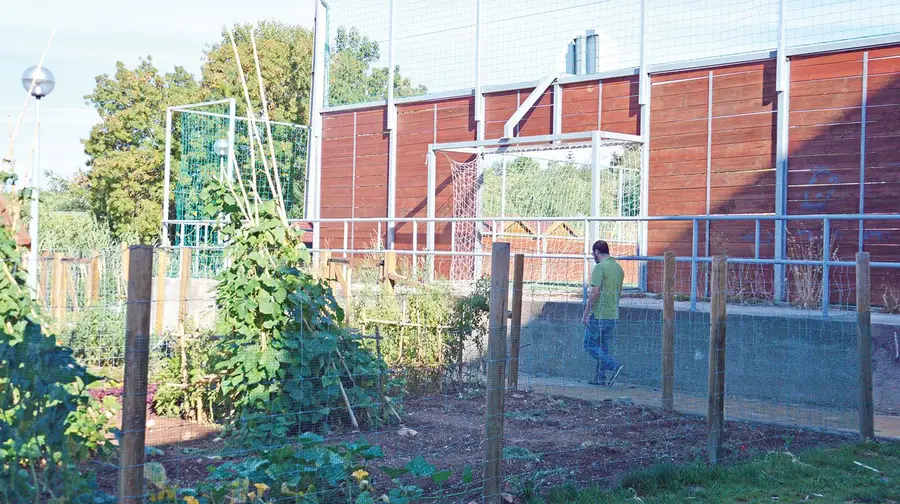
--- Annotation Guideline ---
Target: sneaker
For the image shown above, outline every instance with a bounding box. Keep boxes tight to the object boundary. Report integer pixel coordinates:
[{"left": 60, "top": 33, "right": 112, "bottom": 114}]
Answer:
[{"left": 606, "top": 365, "right": 624, "bottom": 387}]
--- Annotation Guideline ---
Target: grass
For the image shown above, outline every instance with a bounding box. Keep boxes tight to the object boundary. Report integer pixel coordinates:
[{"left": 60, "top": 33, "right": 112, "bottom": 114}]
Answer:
[{"left": 528, "top": 442, "right": 900, "bottom": 504}]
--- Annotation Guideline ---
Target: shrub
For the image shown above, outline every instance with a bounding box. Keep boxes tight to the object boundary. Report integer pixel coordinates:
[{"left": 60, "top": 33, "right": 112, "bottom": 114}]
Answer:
[
  {"left": 0, "top": 224, "right": 114, "bottom": 501},
  {"left": 59, "top": 305, "right": 126, "bottom": 368},
  {"left": 354, "top": 278, "right": 490, "bottom": 393}
]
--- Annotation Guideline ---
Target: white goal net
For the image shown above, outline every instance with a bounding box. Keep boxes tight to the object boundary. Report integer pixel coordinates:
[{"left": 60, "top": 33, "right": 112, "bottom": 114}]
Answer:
[{"left": 447, "top": 140, "right": 641, "bottom": 283}]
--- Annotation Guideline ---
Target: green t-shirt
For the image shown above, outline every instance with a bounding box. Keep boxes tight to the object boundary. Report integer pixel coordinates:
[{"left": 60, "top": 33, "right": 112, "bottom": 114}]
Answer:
[{"left": 590, "top": 257, "right": 625, "bottom": 320}]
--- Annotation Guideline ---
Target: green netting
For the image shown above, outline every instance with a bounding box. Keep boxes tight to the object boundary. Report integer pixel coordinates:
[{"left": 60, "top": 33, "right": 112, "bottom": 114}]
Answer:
[
  {"left": 171, "top": 106, "right": 308, "bottom": 278},
  {"left": 174, "top": 108, "right": 309, "bottom": 224}
]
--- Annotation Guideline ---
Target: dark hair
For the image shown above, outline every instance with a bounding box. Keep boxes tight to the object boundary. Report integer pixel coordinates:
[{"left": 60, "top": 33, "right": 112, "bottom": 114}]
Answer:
[{"left": 592, "top": 240, "right": 610, "bottom": 255}]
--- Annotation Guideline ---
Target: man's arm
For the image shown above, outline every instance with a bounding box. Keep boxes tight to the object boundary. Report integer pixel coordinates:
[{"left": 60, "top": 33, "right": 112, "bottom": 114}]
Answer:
[{"left": 583, "top": 285, "right": 600, "bottom": 325}]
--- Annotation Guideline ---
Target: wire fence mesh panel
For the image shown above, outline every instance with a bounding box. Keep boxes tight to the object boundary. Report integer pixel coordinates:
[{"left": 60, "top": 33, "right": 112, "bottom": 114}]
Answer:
[{"left": 321, "top": 0, "right": 900, "bottom": 103}]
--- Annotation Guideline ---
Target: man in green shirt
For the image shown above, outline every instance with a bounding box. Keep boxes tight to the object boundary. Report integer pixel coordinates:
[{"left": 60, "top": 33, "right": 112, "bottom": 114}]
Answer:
[{"left": 582, "top": 240, "right": 625, "bottom": 386}]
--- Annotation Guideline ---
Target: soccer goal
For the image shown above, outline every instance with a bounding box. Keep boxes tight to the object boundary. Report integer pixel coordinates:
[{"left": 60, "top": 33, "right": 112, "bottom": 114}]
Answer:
[{"left": 427, "top": 131, "right": 643, "bottom": 285}]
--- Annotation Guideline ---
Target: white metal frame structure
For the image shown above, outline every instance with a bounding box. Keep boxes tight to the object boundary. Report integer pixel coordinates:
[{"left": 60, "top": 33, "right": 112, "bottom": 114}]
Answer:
[
  {"left": 306, "top": 0, "right": 900, "bottom": 302},
  {"left": 427, "top": 130, "right": 644, "bottom": 280},
  {"left": 161, "top": 98, "right": 311, "bottom": 248}
]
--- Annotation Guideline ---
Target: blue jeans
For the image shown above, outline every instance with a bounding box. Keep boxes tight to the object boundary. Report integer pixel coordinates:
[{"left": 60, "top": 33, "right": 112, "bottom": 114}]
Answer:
[{"left": 583, "top": 316, "right": 619, "bottom": 381}]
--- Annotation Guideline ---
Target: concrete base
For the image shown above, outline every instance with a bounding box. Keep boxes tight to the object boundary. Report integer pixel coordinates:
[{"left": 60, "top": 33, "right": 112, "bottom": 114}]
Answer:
[{"left": 516, "top": 297, "right": 900, "bottom": 420}]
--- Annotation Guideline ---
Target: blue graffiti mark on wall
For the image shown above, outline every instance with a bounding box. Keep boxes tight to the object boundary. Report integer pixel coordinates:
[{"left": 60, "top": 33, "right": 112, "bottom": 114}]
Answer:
[
  {"left": 802, "top": 167, "right": 842, "bottom": 209},
  {"left": 801, "top": 188, "right": 836, "bottom": 210},
  {"left": 864, "top": 230, "right": 891, "bottom": 242},
  {"left": 740, "top": 230, "right": 775, "bottom": 243}
]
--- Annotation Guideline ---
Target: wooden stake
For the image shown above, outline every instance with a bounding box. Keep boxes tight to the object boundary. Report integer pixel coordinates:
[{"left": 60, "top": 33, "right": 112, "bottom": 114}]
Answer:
[
  {"left": 118, "top": 246, "right": 153, "bottom": 503},
  {"left": 332, "top": 360, "right": 360, "bottom": 431},
  {"left": 89, "top": 251, "right": 100, "bottom": 305},
  {"left": 507, "top": 253, "right": 525, "bottom": 390},
  {"left": 121, "top": 243, "right": 130, "bottom": 298},
  {"left": 484, "top": 242, "right": 510, "bottom": 504},
  {"left": 662, "top": 251, "right": 676, "bottom": 412},
  {"left": 51, "top": 252, "right": 64, "bottom": 322},
  {"left": 707, "top": 255, "right": 727, "bottom": 466},
  {"left": 154, "top": 252, "right": 168, "bottom": 335},
  {"left": 856, "top": 252, "right": 875, "bottom": 440},
  {"left": 178, "top": 248, "right": 192, "bottom": 416},
  {"left": 39, "top": 251, "right": 49, "bottom": 308},
  {"left": 65, "top": 264, "right": 80, "bottom": 313}
]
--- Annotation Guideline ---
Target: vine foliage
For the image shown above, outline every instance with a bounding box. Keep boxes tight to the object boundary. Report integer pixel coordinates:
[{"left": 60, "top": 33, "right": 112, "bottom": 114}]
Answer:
[
  {"left": 0, "top": 222, "right": 113, "bottom": 502},
  {"left": 201, "top": 182, "right": 396, "bottom": 444}
]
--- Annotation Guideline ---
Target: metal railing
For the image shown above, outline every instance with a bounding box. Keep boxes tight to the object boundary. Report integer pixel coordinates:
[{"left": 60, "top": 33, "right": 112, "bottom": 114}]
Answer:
[{"left": 163, "top": 213, "right": 900, "bottom": 318}]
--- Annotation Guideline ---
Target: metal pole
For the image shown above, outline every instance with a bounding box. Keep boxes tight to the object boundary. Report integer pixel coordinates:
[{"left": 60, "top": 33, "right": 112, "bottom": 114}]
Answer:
[
  {"left": 774, "top": 0, "right": 789, "bottom": 302},
  {"left": 427, "top": 150, "right": 436, "bottom": 281},
  {"left": 27, "top": 98, "right": 41, "bottom": 296},
  {"left": 590, "top": 131, "right": 601, "bottom": 242},
  {"left": 822, "top": 218, "right": 831, "bottom": 318},
  {"left": 228, "top": 98, "right": 236, "bottom": 181},
  {"left": 474, "top": 0, "right": 483, "bottom": 125},
  {"left": 412, "top": 220, "right": 418, "bottom": 278},
  {"left": 386, "top": 0, "right": 397, "bottom": 129},
  {"left": 859, "top": 51, "right": 869, "bottom": 254},
  {"left": 638, "top": 0, "right": 650, "bottom": 292},
  {"left": 690, "top": 218, "right": 699, "bottom": 311},
  {"left": 500, "top": 157, "right": 507, "bottom": 218},
  {"left": 309, "top": 0, "right": 328, "bottom": 254},
  {"left": 162, "top": 108, "right": 173, "bottom": 247}
]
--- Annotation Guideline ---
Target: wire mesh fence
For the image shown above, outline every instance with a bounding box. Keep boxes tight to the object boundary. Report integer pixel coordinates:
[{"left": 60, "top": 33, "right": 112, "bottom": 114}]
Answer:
[
  {"left": 323, "top": 0, "right": 900, "bottom": 106},
  {"left": 17, "top": 225, "right": 893, "bottom": 502}
]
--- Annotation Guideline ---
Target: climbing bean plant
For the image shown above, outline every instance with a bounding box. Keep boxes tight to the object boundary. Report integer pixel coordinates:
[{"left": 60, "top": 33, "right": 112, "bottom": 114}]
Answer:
[
  {"left": 0, "top": 220, "right": 114, "bottom": 502},
  {"left": 201, "top": 182, "right": 397, "bottom": 446}
]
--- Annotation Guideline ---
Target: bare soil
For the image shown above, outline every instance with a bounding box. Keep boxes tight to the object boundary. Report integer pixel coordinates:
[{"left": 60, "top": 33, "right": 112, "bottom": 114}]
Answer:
[{"left": 94, "top": 390, "right": 852, "bottom": 502}]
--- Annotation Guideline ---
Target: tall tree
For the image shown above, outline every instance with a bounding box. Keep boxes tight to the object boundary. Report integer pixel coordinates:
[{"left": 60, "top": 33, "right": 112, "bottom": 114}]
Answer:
[
  {"left": 82, "top": 59, "right": 203, "bottom": 243},
  {"left": 82, "top": 23, "right": 427, "bottom": 243},
  {"left": 202, "top": 22, "right": 314, "bottom": 125},
  {"left": 328, "top": 26, "right": 427, "bottom": 105}
]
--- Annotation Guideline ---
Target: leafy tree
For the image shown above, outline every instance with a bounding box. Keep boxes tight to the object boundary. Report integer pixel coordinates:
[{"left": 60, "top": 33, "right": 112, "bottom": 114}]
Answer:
[
  {"left": 328, "top": 26, "right": 427, "bottom": 105},
  {"left": 82, "top": 24, "right": 427, "bottom": 243},
  {"left": 82, "top": 58, "right": 204, "bottom": 243},
  {"left": 202, "top": 21, "right": 313, "bottom": 125}
]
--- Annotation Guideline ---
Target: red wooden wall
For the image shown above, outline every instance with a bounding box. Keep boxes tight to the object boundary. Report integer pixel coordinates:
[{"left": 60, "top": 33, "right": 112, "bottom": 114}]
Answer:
[{"left": 318, "top": 45, "right": 900, "bottom": 299}]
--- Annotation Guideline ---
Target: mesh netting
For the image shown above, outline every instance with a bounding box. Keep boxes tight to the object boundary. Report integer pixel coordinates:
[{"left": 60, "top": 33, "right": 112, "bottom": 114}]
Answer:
[
  {"left": 174, "top": 108, "right": 309, "bottom": 228},
  {"left": 449, "top": 156, "right": 480, "bottom": 281},
  {"left": 447, "top": 142, "right": 642, "bottom": 283}
]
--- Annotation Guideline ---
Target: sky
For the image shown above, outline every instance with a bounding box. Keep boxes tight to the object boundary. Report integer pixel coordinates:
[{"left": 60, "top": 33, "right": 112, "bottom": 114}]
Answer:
[
  {"left": 0, "top": 0, "right": 315, "bottom": 184},
  {"left": 2, "top": 0, "right": 899, "bottom": 186}
]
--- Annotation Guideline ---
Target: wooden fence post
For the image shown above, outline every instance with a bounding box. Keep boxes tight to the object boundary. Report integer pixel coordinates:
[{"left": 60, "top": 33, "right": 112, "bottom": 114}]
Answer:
[
  {"left": 39, "top": 251, "right": 49, "bottom": 307},
  {"left": 65, "top": 264, "right": 79, "bottom": 313},
  {"left": 118, "top": 245, "right": 153, "bottom": 503},
  {"left": 662, "top": 251, "right": 676, "bottom": 412},
  {"left": 121, "top": 243, "right": 130, "bottom": 298},
  {"left": 507, "top": 253, "right": 525, "bottom": 390},
  {"left": 178, "top": 248, "right": 192, "bottom": 407},
  {"left": 856, "top": 252, "right": 875, "bottom": 440},
  {"left": 155, "top": 251, "right": 168, "bottom": 335},
  {"left": 89, "top": 251, "right": 101, "bottom": 306},
  {"left": 707, "top": 256, "right": 727, "bottom": 465},
  {"left": 484, "top": 242, "right": 510, "bottom": 504},
  {"left": 51, "top": 252, "right": 64, "bottom": 322}
]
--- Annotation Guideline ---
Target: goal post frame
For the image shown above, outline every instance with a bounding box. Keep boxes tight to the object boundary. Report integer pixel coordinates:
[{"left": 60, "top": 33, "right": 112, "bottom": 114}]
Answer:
[{"left": 426, "top": 130, "right": 645, "bottom": 280}]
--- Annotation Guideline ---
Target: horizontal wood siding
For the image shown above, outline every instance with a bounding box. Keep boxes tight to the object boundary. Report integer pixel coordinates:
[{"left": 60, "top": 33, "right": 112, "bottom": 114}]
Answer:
[{"left": 315, "top": 45, "right": 900, "bottom": 301}]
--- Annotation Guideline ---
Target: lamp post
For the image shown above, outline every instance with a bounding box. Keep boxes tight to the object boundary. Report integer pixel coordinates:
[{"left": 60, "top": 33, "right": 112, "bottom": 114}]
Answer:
[
  {"left": 21, "top": 66, "right": 55, "bottom": 297},
  {"left": 214, "top": 138, "right": 229, "bottom": 180}
]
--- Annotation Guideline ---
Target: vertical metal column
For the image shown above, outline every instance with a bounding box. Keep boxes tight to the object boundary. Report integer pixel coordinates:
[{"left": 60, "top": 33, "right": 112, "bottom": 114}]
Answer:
[
  {"left": 162, "top": 108, "right": 173, "bottom": 247},
  {"left": 308, "top": 0, "right": 328, "bottom": 253},
  {"left": 427, "top": 149, "right": 436, "bottom": 281},
  {"left": 774, "top": 0, "right": 789, "bottom": 302},
  {"left": 637, "top": 0, "right": 651, "bottom": 291}
]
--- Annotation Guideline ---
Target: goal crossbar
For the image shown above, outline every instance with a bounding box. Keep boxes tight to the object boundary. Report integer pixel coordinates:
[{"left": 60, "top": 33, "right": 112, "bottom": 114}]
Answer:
[{"left": 430, "top": 130, "right": 643, "bottom": 154}]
